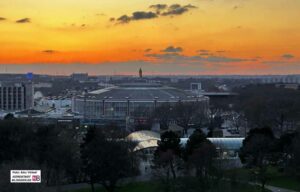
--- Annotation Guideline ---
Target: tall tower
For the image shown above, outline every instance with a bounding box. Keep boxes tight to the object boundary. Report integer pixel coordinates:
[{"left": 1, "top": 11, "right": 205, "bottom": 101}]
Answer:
[{"left": 139, "top": 68, "right": 143, "bottom": 78}]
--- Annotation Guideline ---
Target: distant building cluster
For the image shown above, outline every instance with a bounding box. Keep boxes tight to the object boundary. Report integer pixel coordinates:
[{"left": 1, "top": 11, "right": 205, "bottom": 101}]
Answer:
[
  {"left": 260, "top": 75, "right": 300, "bottom": 84},
  {"left": 0, "top": 72, "right": 298, "bottom": 136},
  {"left": 71, "top": 73, "right": 89, "bottom": 81}
]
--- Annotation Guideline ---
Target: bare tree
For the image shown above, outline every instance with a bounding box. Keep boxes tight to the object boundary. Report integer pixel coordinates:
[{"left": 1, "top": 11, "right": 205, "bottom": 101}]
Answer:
[{"left": 239, "top": 127, "right": 276, "bottom": 191}]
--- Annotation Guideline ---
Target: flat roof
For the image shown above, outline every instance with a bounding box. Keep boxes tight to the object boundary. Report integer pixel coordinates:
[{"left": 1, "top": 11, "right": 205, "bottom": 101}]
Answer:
[{"left": 79, "top": 85, "right": 206, "bottom": 101}]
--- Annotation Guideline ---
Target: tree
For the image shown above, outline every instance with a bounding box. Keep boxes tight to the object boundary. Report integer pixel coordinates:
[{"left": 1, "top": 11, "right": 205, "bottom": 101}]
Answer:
[
  {"left": 3, "top": 113, "right": 15, "bottom": 120},
  {"left": 0, "top": 160, "right": 54, "bottom": 192},
  {"left": 188, "top": 142, "right": 217, "bottom": 191},
  {"left": 81, "top": 126, "right": 138, "bottom": 192},
  {"left": 0, "top": 118, "right": 82, "bottom": 187},
  {"left": 279, "top": 132, "right": 300, "bottom": 177},
  {"left": 33, "top": 125, "right": 81, "bottom": 185},
  {"left": 184, "top": 129, "right": 207, "bottom": 161},
  {"left": 0, "top": 118, "right": 35, "bottom": 164},
  {"left": 80, "top": 126, "right": 98, "bottom": 192},
  {"left": 184, "top": 129, "right": 216, "bottom": 190},
  {"left": 239, "top": 127, "right": 276, "bottom": 191},
  {"left": 289, "top": 133, "right": 300, "bottom": 178},
  {"left": 173, "top": 102, "right": 201, "bottom": 135},
  {"left": 233, "top": 85, "right": 300, "bottom": 135},
  {"left": 152, "top": 103, "right": 174, "bottom": 130},
  {"left": 153, "top": 102, "right": 208, "bottom": 133},
  {"left": 154, "top": 131, "right": 182, "bottom": 180}
]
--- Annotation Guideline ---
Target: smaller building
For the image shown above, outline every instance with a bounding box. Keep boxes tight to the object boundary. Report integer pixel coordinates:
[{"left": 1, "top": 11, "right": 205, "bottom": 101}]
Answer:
[
  {"left": 127, "top": 130, "right": 244, "bottom": 158},
  {"left": 126, "top": 130, "right": 245, "bottom": 174},
  {"left": 37, "top": 96, "right": 72, "bottom": 109}
]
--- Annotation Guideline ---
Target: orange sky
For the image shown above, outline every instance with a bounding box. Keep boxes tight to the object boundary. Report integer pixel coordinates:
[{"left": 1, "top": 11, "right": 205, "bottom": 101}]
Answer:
[{"left": 0, "top": 0, "right": 299, "bottom": 75}]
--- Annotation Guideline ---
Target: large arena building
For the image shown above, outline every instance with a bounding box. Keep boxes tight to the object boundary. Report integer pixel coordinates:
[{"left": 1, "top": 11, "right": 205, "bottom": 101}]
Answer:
[{"left": 72, "top": 83, "right": 209, "bottom": 119}]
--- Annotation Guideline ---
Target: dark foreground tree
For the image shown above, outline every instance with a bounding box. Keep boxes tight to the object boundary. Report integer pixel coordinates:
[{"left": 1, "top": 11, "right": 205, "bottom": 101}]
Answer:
[
  {"left": 184, "top": 129, "right": 216, "bottom": 191},
  {"left": 81, "top": 126, "right": 138, "bottom": 192},
  {"left": 0, "top": 118, "right": 35, "bottom": 164},
  {"left": 239, "top": 127, "right": 276, "bottom": 191},
  {"left": 184, "top": 129, "right": 207, "bottom": 160},
  {"left": 154, "top": 131, "right": 182, "bottom": 180},
  {"left": 34, "top": 125, "right": 81, "bottom": 185},
  {"left": 279, "top": 132, "right": 300, "bottom": 177}
]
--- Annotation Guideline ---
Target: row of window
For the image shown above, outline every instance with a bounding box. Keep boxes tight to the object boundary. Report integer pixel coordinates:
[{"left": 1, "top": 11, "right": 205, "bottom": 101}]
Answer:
[{"left": 0, "top": 90, "right": 25, "bottom": 110}]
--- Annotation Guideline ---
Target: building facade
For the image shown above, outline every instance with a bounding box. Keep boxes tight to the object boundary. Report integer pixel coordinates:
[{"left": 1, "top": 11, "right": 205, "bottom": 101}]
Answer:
[
  {"left": 72, "top": 83, "right": 209, "bottom": 119},
  {"left": 0, "top": 82, "right": 34, "bottom": 111}
]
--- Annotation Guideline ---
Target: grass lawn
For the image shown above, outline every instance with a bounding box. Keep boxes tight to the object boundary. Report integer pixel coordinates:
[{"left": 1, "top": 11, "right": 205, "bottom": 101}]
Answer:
[
  {"left": 66, "top": 182, "right": 157, "bottom": 192},
  {"left": 67, "top": 180, "right": 271, "bottom": 192},
  {"left": 225, "top": 167, "right": 300, "bottom": 191},
  {"left": 268, "top": 176, "right": 300, "bottom": 191}
]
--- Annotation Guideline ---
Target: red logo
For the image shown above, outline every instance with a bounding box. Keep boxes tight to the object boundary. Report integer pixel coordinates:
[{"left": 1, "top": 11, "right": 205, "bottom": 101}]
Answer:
[{"left": 32, "top": 175, "right": 40, "bottom": 182}]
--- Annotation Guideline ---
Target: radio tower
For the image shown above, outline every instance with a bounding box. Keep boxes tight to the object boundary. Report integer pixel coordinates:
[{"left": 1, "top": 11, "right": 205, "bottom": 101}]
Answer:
[{"left": 139, "top": 68, "right": 143, "bottom": 78}]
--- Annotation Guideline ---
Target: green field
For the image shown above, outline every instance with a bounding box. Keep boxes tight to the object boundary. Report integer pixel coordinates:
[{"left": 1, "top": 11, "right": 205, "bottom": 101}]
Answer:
[
  {"left": 225, "top": 167, "right": 300, "bottom": 191},
  {"left": 67, "top": 180, "right": 271, "bottom": 192}
]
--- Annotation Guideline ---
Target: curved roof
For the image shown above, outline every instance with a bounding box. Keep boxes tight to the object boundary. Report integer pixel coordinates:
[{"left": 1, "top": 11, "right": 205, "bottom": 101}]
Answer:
[
  {"left": 134, "top": 139, "right": 159, "bottom": 151},
  {"left": 80, "top": 84, "right": 203, "bottom": 101},
  {"left": 126, "top": 130, "right": 160, "bottom": 142}
]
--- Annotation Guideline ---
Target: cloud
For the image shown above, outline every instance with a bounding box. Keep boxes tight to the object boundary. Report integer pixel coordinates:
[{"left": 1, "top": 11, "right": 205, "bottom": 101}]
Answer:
[
  {"left": 145, "top": 52, "right": 256, "bottom": 64},
  {"left": 116, "top": 15, "right": 132, "bottom": 24},
  {"left": 203, "top": 56, "right": 255, "bottom": 63},
  {"left": 149, "top": 4, "right": 168, "bottom": 13},
  {"left": 144, "top": 48, "right": 152, "bottom": 52},
  {"left": 161, "top": 4, "right": 197, "bottom": 16},
  {"left": 281, "top": 54, "right": 294, "bottom": 59},
  {"left": 199, "top": 52, "right": 213, "bottom": 56},
  {"left": 116, "top": 11, "right": 157, "bottom": 24},
  {"left": 42, "top": 50, "right": 58, "bottom": 54},
  {"left": 145, "top": 53, "right": 183, "bottom": 60},
  {"left": 162, "top": 46, "right": 183, "bottom": 53},
  {"left": 112, "top": 4, "right": 197, "bottom": 24},
  {"left": 16, "top": 18, "right": 30, "bottom": 23},
  {"left": 197, "top": 50, "right": 211, "bottom": 55},
  {"left": 198, "top": 49, "right": 210, "bottom": 53},
  {"left": 132, "top": 11, "right": 157, "bottom": 20},
  {"left": 0, "top": 17, "right": 6, "bottom": 21},
  {"left": 233, "top": 5, "right": 239, "bottom": 10}
]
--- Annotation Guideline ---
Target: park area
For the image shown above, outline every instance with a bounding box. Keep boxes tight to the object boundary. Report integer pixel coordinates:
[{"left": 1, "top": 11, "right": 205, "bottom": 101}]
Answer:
[{"left": 67, "top": 180, "right": 272, "bottom": 192}]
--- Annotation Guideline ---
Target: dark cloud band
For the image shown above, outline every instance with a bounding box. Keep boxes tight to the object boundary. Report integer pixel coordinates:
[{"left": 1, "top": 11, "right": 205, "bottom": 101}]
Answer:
[
  {"left": 16, "top": 18, "right": 31, "bottom": 23},
  {"left": 113, "top": 4, "right": 197, "bottom": 24},
  {"left": 162, "top": 46, "right": 183, "bottom": 53}
]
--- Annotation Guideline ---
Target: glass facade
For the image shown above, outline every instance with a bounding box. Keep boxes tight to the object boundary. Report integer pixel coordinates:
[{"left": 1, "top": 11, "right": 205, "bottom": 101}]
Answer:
[{"left": 73, "top": 98, "right": 209, "bottom": 119}]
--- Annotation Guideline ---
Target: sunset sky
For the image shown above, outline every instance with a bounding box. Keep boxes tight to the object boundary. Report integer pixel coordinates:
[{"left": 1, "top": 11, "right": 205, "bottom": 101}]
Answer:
[{"left": 0, "top": 0, "right": 299, "bottom": 75}]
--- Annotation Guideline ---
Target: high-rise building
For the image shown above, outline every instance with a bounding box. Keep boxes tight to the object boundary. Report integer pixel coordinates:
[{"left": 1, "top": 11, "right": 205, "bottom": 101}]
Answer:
[{"left": 0, "top": 82, "right": 34, "bottom": 111}]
